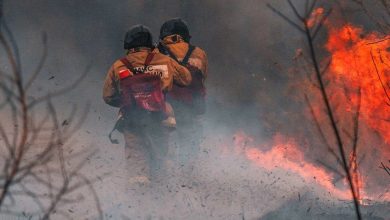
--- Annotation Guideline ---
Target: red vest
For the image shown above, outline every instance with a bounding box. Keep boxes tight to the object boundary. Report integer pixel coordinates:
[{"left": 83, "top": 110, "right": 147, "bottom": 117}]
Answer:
[
  {"left": 159, "top": 44, "right": 206, "bottom": 114},
  {"left": 119, "top": 53, "right": 166, "bottom": 113}
]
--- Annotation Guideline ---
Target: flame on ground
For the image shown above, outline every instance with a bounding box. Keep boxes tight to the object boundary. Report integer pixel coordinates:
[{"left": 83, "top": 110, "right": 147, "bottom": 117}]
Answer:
[
  {"left": 232, "top": 131, "right": 390, "bottom": 203},
  {"left": 233, "top": 132, "right": 352, "bottom": 200}
]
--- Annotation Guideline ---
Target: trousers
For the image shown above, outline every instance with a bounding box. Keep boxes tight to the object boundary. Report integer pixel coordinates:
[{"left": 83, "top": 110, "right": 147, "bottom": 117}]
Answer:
[
  {"left": 169, "top": 100, "right": 204, "bottom": 167},
  {"left": 121, "top": 109, "right": 170, "bottom": 181}
]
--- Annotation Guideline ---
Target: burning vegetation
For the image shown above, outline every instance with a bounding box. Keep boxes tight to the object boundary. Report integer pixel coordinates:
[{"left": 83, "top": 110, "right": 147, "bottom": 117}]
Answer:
[
  {"left": 325, "top": 24, "right": 390, "bottom": 143},
  {"left": 227, "top": 14, "right": 390, "bottom": 214},
  {"left": 241, "top": 1, "right": 390, "bottom": 219}
]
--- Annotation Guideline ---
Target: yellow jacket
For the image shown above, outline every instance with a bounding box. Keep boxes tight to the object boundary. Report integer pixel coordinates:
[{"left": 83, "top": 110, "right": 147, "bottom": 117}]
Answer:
[{"left": 103, "top": 47, "right": 192, "bottom": 107}]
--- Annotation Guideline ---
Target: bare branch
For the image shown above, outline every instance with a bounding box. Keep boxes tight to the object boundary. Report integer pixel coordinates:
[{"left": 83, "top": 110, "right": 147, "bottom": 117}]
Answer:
[
  {"left": 351, "top": 87, "right": 361, "bottom": 154},
  {"left": 306, "top": 0, "right": 318, "bottom": 18},
  {"left": 366, "top": 37, "right": 390, "bottom": 45},
  {"left": 380, "top": 162, "right": 390, "bottom": 176},
  {"left": 370, "top": 49, "right": 390, "bottom": 106},
  {"left": 311, "top": 9, "right": 332, "bottom": 40},
  {"left": 266, "top": 3, "right": 305, "bottom": 33},
  {"left": 24, "top": 32, "right": 48, "bottom": 90},
  {"left": 287, "top": 0, "right": 304, "bottom": 21},
  {"left": 305, "top": 94, "right": 343, "bottom": 166}
]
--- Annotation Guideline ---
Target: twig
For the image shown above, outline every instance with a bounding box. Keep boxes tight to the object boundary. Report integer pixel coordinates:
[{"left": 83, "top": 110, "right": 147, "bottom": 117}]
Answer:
[
  {"left": 305, "top": 94, "right": 343, "bottom": 166},
  {"left": 366, "top": 37, "right": 390, "bottom": 45},
  {"left": 266, "top": 3, "right": 305, "bottom": 33},
  {"left": 380, "top": 162, "right": 390, "bottom": 176},
  {"left": 370, "top": 49, "right": 390, "bottom": 106},
  {"left": 24, "top": 32, "right": 48, "bottom": 90}
]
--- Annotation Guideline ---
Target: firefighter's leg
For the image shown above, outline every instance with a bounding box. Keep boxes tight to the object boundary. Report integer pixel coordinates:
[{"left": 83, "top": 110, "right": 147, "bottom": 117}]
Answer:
[
  {"left": 122, "top": 128, "right": 156, "bottom": 218},
  {"left": 123, "top": 128, "right": 151, "bottom": 186},
  {"left": 144, "top": 122, "right": 172, "bottom": 180},
  {"left": 188, "top": 114, "right": 203, "bottom": 161},
  {"left": 173, "top": 102, "right": 200, "bottom": 166}
]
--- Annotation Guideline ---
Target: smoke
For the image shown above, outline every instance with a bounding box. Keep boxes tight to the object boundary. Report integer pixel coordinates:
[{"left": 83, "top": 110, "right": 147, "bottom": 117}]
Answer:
[{"left": 1, "top": 0, "right": 389, "bottom": 219}]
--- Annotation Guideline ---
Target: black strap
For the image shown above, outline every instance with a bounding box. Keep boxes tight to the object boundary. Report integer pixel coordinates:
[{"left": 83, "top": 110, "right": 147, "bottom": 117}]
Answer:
[
  {"left": 120, "top": 57, "right": 135, "bottom": 72},
  {"left": 159, "top": 43, "right": 196, "bottom": 66},
  {"left": 181, "top": 45, "right": 196, "bottom": 65},
  {"left": 143, "top": 53, "right": 155, "bottom": 71}
]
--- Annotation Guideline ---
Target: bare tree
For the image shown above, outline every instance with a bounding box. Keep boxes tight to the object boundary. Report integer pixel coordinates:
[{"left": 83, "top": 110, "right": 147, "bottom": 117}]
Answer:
[
  {"left": 267, "top": 0, "right": 364, "bottom": 219},
  {"left": 0, "top": 2, "right": 103, "bottom": 219}
]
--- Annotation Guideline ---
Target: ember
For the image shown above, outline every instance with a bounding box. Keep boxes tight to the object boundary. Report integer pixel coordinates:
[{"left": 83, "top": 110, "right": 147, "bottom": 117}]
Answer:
[{"left": 307, "top": 7, "right": 325, "bottom": 28}]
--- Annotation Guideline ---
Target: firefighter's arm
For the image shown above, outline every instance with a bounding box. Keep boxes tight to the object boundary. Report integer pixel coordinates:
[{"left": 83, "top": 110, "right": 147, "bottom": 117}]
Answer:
[
  {"left": 194, "top": 48, "right": 208, "bottom": 80},
  {"left": 189, "top": 48, "right": 208, "bottom": 80},
  {"left": 171, "top": 59, "right": 192, "bottom": 86},
  {"left": 103, "top": 65, "right": 121, "bottom": 107},
  {"left": 201, "top": 52, "right": 208, "bottom": 80}
]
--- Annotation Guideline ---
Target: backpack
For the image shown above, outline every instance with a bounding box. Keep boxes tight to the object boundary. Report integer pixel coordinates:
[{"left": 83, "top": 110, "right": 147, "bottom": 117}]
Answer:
[
  {"left": 109, "top": 53, "right": 167, "bottom": 144},
  {"left": 118, "top": 53, "right": 166, "bottom": 113}
]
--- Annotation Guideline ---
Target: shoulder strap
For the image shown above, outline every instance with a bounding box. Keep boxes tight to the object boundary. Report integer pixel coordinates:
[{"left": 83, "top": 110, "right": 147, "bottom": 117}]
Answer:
[
  {"left": 181, "top": 45, "right": 196, "bottom": 65},
  {"left": 120, "top": 57, "right": 134, "bottom": 71},
  {"left": 141, "top": 52, "right": 155, "bottom": 74},
  {"left": 144, "top": 53, "right": 155, "bottom": 68}
]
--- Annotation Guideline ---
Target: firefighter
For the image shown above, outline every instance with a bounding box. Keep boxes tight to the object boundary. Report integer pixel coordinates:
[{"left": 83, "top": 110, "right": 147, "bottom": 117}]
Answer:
[
  {"left": 103, "top": 25, "right": 191, "bottom": 184},
  {"left": 158, "top": 18, "right": 208, "bottom": 169}
]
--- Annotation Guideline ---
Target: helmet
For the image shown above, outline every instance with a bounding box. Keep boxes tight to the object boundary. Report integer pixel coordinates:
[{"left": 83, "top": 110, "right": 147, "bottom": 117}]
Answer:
[
  {"left": 159, "top": 18, "right": 191, "bottom": 42},
  {"left": 124, "top": 25, "right": 153, "bottom": 50}
]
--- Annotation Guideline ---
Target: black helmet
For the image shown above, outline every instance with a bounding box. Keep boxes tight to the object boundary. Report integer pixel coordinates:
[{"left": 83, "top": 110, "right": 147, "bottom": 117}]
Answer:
[
  {"left": 124, "top": 25, "right": 153, "bottom": 50},
  {"left": 159, "top": 18, "right": 191, "bottom": 42}
]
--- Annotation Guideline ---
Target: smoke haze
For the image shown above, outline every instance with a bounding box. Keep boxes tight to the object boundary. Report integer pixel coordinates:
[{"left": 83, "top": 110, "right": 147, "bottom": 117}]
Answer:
[{"left": 0, "top": 0, "right": 389, "bottom": 219}]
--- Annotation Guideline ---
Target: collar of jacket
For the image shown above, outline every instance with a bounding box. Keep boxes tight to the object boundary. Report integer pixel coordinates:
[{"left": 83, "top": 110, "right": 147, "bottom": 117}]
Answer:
[
  {"left": 162, "top": 35, "right": 185, "bottom": 45},
  {"left": 127, "top": 47, "right": 152, "bottom": 54}
]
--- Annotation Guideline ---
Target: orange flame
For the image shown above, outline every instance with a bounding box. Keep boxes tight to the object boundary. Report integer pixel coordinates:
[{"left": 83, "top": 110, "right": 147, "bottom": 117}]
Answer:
[
  {"left": 233, "top": 132, "right": 354, "bottom": 200},
  {"left": 227, "top": 9, "right": 390, "bottom": 205},
  {"left": 307, "top": 8, "right": 325, "bottom": 28},
  {"left": 231, "top": 132, "right": 390, "bottom": 202},
  {"left": 325, "top": 24, "right": 390, "bottom": 144},
  {"left": 292, "top": 9, "right": 390, "bottom": 204}
]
